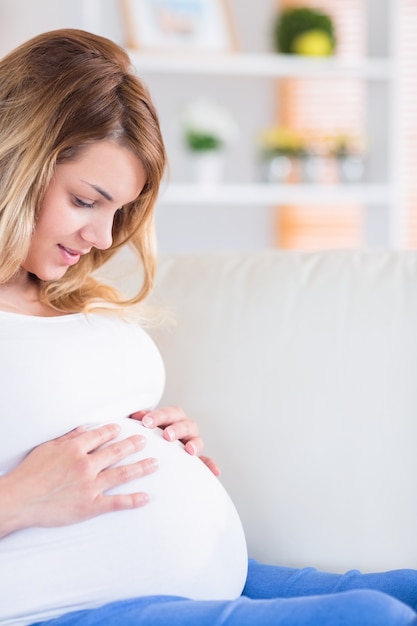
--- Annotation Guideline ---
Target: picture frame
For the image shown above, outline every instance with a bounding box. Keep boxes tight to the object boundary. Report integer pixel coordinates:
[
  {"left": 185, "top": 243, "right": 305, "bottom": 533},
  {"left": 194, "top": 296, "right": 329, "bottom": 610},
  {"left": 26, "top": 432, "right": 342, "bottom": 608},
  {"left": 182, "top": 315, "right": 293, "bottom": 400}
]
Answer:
[{"left": 119, "top": 0, "right": 238, "bottom": 53}]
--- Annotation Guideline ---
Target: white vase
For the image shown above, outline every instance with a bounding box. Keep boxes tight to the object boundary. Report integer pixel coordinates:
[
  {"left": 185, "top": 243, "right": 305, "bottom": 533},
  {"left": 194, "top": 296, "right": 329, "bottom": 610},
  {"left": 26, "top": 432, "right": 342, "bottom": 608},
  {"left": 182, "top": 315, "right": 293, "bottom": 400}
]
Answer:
[
  {"left": 261, "top": 155, "right": 293, "bottom": 183},
  {"left": 190, "top": 151, "right": 225, "bottom": 185},
  {"left": 337, "top": 155, "right": 365, "bottom": 183},
  {"left": 299, "top": 155, "right": 323, "bottom": 184}
]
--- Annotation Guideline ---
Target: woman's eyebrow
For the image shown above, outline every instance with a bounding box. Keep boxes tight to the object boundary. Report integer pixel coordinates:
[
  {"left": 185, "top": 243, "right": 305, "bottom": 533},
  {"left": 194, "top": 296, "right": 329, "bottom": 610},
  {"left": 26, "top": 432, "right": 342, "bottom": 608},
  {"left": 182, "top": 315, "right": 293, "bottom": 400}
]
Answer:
[{"left": 81, "top": 180, "right": 113, "bottom": 201}]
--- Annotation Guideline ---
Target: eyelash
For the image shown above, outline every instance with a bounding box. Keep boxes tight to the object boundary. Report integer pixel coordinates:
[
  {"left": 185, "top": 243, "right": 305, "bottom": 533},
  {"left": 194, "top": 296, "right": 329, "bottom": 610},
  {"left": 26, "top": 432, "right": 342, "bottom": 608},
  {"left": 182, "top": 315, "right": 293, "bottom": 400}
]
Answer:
[
  {"left": 74, "top": 197, "right": 95, "bottom": 209},
  {"left": 73, "top": 197, "right": 124, "bottom": 214}
]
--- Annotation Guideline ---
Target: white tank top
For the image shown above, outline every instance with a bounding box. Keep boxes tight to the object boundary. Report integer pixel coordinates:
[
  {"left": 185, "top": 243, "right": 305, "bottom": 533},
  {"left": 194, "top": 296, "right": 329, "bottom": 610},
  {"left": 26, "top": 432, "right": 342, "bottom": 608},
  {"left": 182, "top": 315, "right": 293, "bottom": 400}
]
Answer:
[{"left": 0, "top": 312, "right": 247, "bottom": 626}]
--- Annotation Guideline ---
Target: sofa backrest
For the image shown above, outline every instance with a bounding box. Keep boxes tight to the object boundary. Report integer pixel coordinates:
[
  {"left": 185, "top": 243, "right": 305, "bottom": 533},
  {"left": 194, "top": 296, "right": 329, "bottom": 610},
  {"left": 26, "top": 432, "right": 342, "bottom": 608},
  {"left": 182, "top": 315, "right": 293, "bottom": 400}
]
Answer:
[
  {"left": 103, "top": 249, "right": 417, "bottom": 574},
  {"left": 148, "top": 251, "right": 417, "bottom": 570}
]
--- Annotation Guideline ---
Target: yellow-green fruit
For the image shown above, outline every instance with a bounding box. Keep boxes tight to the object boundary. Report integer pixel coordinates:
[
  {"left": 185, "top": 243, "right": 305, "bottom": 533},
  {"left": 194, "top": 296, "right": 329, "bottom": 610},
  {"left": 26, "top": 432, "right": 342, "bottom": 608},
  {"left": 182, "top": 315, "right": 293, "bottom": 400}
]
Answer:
[{"left": 292, "top": 29, "right": 333, "bottom": 56}]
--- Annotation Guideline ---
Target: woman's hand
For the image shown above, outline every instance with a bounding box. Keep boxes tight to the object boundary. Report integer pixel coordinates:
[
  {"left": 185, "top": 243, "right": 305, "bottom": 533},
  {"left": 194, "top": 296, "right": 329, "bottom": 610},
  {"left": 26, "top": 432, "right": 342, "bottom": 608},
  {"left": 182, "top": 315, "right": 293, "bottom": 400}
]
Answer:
[
  {"left": 130, "top": 406, "right": 221, "bottom": 477},
  {"left": 0, "top": 424, "right": 158, "bottom": 538}
]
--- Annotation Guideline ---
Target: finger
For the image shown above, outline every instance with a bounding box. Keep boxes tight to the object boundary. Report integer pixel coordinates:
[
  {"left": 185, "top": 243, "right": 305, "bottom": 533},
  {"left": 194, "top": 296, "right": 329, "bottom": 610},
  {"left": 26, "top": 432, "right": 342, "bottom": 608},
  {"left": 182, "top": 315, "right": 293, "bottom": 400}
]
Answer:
[
  {"left": 99, "top": 456, "right": 159, "bottom": 492},
  {"left": 98, "top": 491, "right": 151, "bottom": 513},
  {"left": 200, "top": 456, "right": 221, "bottom": 478},
  {"left": 130, "top": 410, "right": 148, "bottom": 421},
  {"left": 140, "top": 406, "right": 186, "bottom": 429},
  {"left": 53, "top": 425, "right": 89, "bottom": 442},
  {"left": 183, "top": 436, "right": 204, "bottom": 456},
  {"left": 93, "top": 434, "right": 147, "bottom": 472},
  {"left": 72, "top": 424, "right": 122, "bottom": 454},
  {"left": 163, "top": 420, "right": 200, "bottom": 444}
]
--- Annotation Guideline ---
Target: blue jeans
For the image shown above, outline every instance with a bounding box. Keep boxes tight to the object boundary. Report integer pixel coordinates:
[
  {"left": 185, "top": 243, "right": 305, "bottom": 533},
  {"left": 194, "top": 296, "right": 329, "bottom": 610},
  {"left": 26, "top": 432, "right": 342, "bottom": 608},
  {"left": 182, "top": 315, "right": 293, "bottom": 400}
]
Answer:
[{"left": 33, "top": 559, "right": 417, "bottom": 625}]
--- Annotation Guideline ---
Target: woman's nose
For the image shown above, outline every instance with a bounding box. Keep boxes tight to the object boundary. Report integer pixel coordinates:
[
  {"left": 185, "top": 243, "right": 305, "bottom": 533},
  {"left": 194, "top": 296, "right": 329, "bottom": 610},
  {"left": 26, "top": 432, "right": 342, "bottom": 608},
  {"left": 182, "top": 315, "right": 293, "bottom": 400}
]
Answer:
[{"left": 80, "top": 213, "right": 113, "bottom": 250}]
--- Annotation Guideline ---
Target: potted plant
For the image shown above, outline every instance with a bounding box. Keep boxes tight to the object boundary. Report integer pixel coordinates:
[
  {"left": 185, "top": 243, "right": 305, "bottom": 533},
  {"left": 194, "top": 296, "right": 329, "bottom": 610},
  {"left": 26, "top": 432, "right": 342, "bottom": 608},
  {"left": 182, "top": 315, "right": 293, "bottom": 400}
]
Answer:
[
  {"left": 259, "top": 126, "right": 308, "bottom": 183},
  {"left": 328, "top": 133, "right": 366, "bottom": 183},
  {"left": 181, "top": 98, "right": 239, "bottom": 184},
  {"left": 273, "top": 6, "right": 336, "bottom": 57}
]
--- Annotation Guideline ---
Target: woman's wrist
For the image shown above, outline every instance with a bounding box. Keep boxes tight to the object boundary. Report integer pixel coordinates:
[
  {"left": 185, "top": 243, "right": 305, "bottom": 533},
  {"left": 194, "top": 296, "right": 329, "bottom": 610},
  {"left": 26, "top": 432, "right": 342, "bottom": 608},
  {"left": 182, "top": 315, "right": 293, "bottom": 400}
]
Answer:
[{"left": 0, "top": 473, "right": 29, "bottom": 538}]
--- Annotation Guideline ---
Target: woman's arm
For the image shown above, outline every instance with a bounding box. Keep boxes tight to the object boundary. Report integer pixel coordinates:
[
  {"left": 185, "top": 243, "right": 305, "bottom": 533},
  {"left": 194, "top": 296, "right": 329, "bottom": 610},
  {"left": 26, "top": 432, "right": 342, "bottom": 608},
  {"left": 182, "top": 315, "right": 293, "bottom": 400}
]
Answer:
[
  {"left": 131, "top": 406, "right": 221, "bottom": 477},
  {"left": 0, "top": 423, "right": 158, "bottom": 538}
]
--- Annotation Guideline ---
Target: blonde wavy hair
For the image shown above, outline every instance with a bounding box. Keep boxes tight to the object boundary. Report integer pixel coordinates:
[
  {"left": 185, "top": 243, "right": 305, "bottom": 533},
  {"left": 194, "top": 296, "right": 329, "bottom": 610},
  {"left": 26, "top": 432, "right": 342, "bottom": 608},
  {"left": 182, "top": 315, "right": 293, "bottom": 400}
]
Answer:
[{"left": 0, "top": 28, "right": 166, "bottom": 314}]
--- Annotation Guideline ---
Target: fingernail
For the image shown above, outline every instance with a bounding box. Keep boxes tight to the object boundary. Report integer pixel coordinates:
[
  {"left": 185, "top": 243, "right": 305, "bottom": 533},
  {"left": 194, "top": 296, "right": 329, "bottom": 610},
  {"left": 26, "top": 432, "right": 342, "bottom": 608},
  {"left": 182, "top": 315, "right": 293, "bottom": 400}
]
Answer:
[
  {"left": 142, "top": 415, "right": 154, "bottom": 427},
  {"left": 149, "top": 458, "right": 159, "bottom": 471},
  {"left": 187, "top": 442, "right": 197, "bottom": 455},
  {"left": 165, "top": 427, "right": 175, "bottom": 441},
  {"left": 136, "top": 492, "right": 151, "bottom": 506}
]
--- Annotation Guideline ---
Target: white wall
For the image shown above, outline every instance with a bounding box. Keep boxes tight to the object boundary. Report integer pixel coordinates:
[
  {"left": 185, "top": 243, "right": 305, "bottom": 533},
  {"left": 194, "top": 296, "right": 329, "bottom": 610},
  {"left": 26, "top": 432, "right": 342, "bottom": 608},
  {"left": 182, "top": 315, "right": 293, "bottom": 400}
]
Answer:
[{"left": 0, "top": 0, "right": 124, "bottom": 55}]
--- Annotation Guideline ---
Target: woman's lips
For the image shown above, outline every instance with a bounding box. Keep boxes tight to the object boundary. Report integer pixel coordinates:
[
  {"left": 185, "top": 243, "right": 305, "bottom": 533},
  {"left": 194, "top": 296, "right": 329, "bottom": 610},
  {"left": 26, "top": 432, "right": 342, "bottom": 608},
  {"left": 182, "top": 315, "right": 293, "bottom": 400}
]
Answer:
[{"left": 58, "top": 244, "right": 82, "bottom": 265}]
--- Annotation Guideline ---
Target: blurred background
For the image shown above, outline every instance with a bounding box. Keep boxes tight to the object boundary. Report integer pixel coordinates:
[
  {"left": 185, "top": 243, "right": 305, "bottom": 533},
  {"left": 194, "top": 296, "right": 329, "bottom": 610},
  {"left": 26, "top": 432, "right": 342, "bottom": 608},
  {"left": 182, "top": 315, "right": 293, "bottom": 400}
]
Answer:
[{"left": 0, "top": 0, "right": 415, "bottom": 254}]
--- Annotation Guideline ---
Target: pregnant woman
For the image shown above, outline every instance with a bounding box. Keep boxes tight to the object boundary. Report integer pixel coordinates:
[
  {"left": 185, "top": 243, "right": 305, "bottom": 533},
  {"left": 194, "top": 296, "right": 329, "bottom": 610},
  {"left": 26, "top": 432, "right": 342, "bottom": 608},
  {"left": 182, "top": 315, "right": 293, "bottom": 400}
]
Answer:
[{"left": 0, "top": 29, "right": 416, "bottom": 626}]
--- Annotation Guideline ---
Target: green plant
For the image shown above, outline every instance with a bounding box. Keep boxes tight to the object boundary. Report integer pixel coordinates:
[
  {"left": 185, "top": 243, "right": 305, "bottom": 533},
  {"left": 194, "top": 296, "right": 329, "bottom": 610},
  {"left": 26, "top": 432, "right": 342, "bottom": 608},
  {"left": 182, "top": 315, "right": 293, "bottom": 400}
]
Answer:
[
  {"left": 328, "top": 133, "right": 365, "bottom": 158},
  {"left": 185, "top": 131, "right": 223, "bottom": 152},
  {"left": 273, "top": 6, "right": 336, "bottom": 55},
  {"left": 182, "top": 98, "right": 238, "bottom": 153}
]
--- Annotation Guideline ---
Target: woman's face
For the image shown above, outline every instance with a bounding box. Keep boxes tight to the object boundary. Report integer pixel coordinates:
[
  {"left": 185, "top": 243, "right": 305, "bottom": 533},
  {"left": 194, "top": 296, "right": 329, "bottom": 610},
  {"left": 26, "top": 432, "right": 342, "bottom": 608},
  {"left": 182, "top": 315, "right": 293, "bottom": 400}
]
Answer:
[{"left": 23, "top": 140, "right": 147, "bottom": 281}]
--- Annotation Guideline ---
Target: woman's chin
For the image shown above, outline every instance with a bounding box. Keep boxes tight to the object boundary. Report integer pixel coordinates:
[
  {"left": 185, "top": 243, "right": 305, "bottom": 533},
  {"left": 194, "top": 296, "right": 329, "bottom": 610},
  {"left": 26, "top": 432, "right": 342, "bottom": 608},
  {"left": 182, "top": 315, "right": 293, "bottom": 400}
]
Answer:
[
  {"left": 34, "top": 266, "right": 70, "bottom": 281},
  {"left": 22, "top": 262, "right": 69, "bottom": 282}
]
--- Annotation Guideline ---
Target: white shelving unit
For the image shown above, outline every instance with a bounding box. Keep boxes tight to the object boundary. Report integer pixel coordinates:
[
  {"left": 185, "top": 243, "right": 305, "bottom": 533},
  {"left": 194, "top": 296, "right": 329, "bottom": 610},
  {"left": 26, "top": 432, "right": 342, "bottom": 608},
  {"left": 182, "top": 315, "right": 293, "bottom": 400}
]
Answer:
[
  {"left": 134, "top": 51, "right": 396, "bottom": 218},
  {"left": 158, "top": 182, "right": 392, "bottom": 207},
  {"left": 128, "top": 50, "right": 393, "bottom": 80},
  {"left": 90, "top": 0, "right": 402, "bottom": 250}
]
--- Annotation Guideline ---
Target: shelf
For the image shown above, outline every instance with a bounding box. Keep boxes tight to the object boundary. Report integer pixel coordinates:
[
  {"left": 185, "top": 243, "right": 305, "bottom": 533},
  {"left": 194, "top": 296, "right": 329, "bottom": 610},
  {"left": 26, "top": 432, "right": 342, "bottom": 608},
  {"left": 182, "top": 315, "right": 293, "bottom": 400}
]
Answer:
[
  {"left": 128, "top": 51, "right": 393, "bottom": 81},
  {"left": 157, "top": 183, "right": 392, "bottom": 207}
]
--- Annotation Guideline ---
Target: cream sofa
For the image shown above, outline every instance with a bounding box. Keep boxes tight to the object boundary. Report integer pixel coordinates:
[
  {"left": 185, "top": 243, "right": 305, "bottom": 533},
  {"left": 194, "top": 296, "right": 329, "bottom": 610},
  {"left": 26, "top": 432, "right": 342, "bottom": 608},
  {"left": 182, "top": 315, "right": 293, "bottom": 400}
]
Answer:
[{"left": 108, "top": 249, "right": 417, "bottom": 576}]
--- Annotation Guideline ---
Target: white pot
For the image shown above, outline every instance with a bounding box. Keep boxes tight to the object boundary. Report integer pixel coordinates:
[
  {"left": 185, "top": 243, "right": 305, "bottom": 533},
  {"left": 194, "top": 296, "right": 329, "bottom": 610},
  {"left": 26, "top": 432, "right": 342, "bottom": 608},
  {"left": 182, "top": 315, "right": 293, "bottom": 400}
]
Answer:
[
  {"left": 261, "top": 155, "right": 293, "bottom": 183},
  {"left": 300, "top": 155, "right": 323, "bottom": 184},
  {"left": 190, "top": 151, "right": 225, "bottom": 185},
  {"left": 338, "top": 155, "right": 365, "bottom": 183}
]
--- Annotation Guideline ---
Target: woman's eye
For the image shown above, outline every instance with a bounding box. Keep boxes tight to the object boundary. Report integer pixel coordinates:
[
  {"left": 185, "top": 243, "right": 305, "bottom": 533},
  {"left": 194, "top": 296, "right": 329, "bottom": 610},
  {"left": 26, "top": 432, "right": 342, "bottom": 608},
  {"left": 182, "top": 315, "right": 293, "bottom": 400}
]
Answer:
[{"left": 74, "top": 197, "right": 95, "bottom": 209}]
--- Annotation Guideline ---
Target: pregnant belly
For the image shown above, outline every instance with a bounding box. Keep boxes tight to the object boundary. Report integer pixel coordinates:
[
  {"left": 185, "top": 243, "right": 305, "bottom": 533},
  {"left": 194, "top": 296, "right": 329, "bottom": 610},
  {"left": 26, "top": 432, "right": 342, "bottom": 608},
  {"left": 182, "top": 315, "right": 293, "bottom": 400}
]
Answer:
[{"left": 0, "top": 418, "right": 248, "bottom": 623}]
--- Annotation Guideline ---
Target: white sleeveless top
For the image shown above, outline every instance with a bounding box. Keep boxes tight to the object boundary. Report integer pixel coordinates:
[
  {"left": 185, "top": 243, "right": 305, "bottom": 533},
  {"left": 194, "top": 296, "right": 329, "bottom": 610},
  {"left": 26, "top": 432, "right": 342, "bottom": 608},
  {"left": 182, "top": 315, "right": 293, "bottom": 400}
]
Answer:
[{"left": 0, "top": 312, "right": 248, "bottom": 626}]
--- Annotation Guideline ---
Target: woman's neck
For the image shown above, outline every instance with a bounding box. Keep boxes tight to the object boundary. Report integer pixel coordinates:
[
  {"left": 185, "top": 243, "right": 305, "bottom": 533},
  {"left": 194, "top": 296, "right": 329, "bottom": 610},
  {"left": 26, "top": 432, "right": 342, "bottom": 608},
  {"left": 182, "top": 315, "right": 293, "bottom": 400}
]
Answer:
[{"left": 0, "top": 272, "right": 65, "bottom": 316}]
